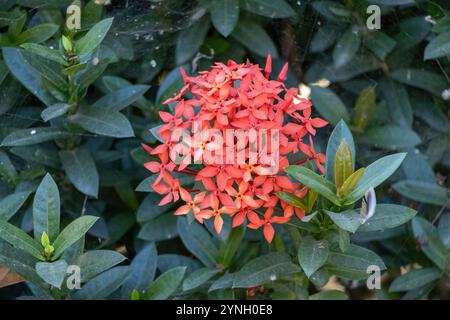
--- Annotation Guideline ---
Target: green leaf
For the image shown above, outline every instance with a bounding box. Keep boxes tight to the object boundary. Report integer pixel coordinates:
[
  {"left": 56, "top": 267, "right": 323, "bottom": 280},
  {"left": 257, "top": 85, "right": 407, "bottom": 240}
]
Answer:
[
  {"left": 232, "top": 252, "right": 301, "bottom": 288},
  {"left": 332, "top": 27, "right": 361, "bottom": 68},
  {"left": 138, "top": 214, "right": 178, "bottom": 241},
  {"left": 357, "top": 204, "right": 417, "bottom": 233},
  {"left": 325, "top": 210, "right": 361, "bottom": 233},
  {"left": 92, "top": 85, "right": 150, "bottom": 111},
  {"left": 325, "top": 244, "right": 386, "bottom": 280},
  {"left": 52, "top": 215, "right": 99, "bottom": 260},
  {"left": 20, "top": 43, "right": 67, "bottom": 65},
  {"left": 379, "top": 78, "right": 412, "bottom": 128},
  {"left": 389, "top": 268, "right": 441, "bottom": 292},
  {"left": 1, "top": 127, "right": 70, "bottom": 147},
  {"left": 352, "top": 86, "right": 376, "bottom": 133},
  {"left": 310, "top": 86, "right": 350, "bottom": 126},
  {"left": 325, "top": 120, "right": 355, "bottom": 182},
  {"left": 412, "top": 217, "right": 449, "bottom": 271},
  {"left": 360, "top": 125, "right": 421, "bottom": 150},
  {"left": 121, "top": 243, "right": 157, "bottom": 296},
  {"left": 391, "top": 69, "right": 447, "bottom": 97},
  {"left": 142, "top": 267, "right": 186, "bottom": 300},
  {"left": 155, "top": 66, "right": 187, "bottom": 106},
  {"left": 0, "top": 150, "right": 18, "bottom": 186},
  {"left": 69, "top": 106, "right": 134, "bottom": 138},
  {"left": 438, "top": 213, "right": 450, "bottom": 247},
  {"left": 2, "top": 47, "right": 56, "bottom": 106},
  {"left": 60, "top": 148, "right": 99, "bottom": 198},
  {"left": 76, "top": 17, "right": 114, "bottom": 56},
  {"left": 36, "top": 260, "right": 68, "bottom": 289},
  {"left": 285, "top": 165, "right": 340, "bottom": 205},
  {"left": 136, "top": 193, "right": 171, "bottom": 222},
  {"left": 424, "top": 31, "right": 450, "bottom": 60},
  {"left": 276, "top": 191, "right": 307, "bottom": 210},
  {"left": 76, "top": 250, "right": 126, "bottom": 282},
  {"left": 309, "top": 290, "right": 347, "bottom": 300},
  {"left": 242, "top": 0, "right": 295, "bottom": 18},
  {"left": 393, "top": 180, "right": 449, "bottom": 207},
  {"left": 0, "top": 191, "right": 31, "bottom": 221},
  {"left": 231, "top": 20, "right": 279, "bottom": 58},
  {"left": 298, "top": 236, "right": 329, "bottom": 277},
  {"left": 15, "top": 23, "right": 59, "bottom": 44},
  {"left": 346, "top": 153, "right": 406, "bottom": 204},
  {"left": 0, "top": 220, "right": 43, "bottom": 259},
  {"left": 365, "top": 31, "right": 396, "bottom": 60},
  {"left": 334, "top": 140, "right": 353, "bottom": 189},
  {"left": 218, "top": 226, "right": 245, "bottom": 267},
  {"left": 77, "top": 59, "right": 110, "bottom": 91},
  {"left": 41, "top": 103, "right": 71, "bottom": 122},
  {"left": 73, "top": 266, "right": 130, "bottom": 300},
  {"left": 176, "top": 16, "right": 210, "bottom": 65},
  {"left": 177, "top": 217, "right": 218, "bottom": 267},
  {"left": 182, "top": 267, "right": 220, "bottom": 291},
  {"left": 33, "top": 173, "right": 60, "bottom": 242},
  {"left": 210, "top": 0, "right": 239, "bottom": 37},
  {"left": 0, "top": 242, "right": 46, "bottom": 287}
]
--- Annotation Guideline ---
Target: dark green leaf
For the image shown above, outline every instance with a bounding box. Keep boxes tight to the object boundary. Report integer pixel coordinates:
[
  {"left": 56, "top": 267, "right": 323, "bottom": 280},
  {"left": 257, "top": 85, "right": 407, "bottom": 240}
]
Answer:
[
  {"left": 142, "top": 266, "right": 186, "bottom": 300},
  {"left": 393, "top": 180, "right": 449, "bottom": 207},
  {"left": 176, "top": 16, "right": 210, "bottom": 65},
  {"left": 325, "top": 210, "right": 360, "bottom": 233},
  {"left": 389, "top": 268, "right": 441, "bottom": 292},
  {"left": 1, "top": 127, "right": 69, "bottom": 147},
  {"left": 76, "top": 17, "right": 114, "bottom": 56},
  {"left": 33, "top": 173, "right": 60, "bottom": 242},
  {"left": 231, "top": 20, "right": 278, "bottom": 58},
  {"left": 357, "top": 204, "right": 417, "bottom": 233},
  {"left": 76, "top": 249, "right": 126, "bottom": 282},
  {"left": 60, "top": 148, "right": 99, "bottom": 198},
  {"left": 92, "top": 85, "right": 150, "bottom": 111},
  {"left": 122, "top": 243, "right": 157, "bottom": 296},
  {"left": 391, "top": 69, "right": 447, "bottom": 97},
  {"left": 360, "top": 126, "right": 420, "bottom": 150},
  {"left": 242, "top": 0, "right": 295, "bottom": 18},
  {"left": 52, "top": 215, "right": 99, "bottom": 260},
  {"left": 332, "top": 27, "right": 361, "bottom": 68},
  {"left": 210, "top": 0, "right": 239, "bottom": 37},
  {"left": 15, "top": 23, "right": 59, "bottom": 44},
  {"left": 138, "top": 214, "right": 178, "bottom": 241},
  {"left": 182, "top": 267, "right": 220, "bottom": 291},
  {"left": 36, "top": 260, "right": 68, "bottom": 289},
  {"left": 310, "top": 86, "right": 350, "bottom": 126},
  {"left": 0, "top": 220, "right": 43, "bottom": 259},
  {"left": 41, "top": 103, "right": 71, "bottom": 122},
  {"left": 0, "top": 191, "right": 31, "bottom": 221},
  {"left": 298, "top": 236, "right": 329, "bottom": 277},
  {"left": 69, "top": 106, "right": 134, "bottom": 138},
  {"left": 424, "top": 31, "right": 450, "bottom": 60}
]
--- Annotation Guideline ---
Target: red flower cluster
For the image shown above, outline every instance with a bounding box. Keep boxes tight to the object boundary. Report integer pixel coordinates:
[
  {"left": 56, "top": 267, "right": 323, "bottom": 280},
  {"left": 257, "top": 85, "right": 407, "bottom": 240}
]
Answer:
[{"left": 143, "top": 56, "right": 327, "bottom": 243}]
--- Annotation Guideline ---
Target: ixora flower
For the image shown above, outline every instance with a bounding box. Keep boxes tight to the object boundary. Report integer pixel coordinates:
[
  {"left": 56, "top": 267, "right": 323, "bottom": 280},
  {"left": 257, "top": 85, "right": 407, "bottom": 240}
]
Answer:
[{"left": 143, "top": 56, "right": 327, "bottom": 243}]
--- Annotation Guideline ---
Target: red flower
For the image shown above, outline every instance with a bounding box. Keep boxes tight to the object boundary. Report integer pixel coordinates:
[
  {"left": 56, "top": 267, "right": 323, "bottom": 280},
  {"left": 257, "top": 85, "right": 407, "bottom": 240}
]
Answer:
[{"left": 143, "top": 56, "right": 327, "bottom": 242}]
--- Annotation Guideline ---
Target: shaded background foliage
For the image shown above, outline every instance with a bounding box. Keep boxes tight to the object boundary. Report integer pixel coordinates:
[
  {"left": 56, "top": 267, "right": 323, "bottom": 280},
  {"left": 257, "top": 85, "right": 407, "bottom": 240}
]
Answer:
[{"left": 0, "top": 0, "right": 449, "bottom": 299}]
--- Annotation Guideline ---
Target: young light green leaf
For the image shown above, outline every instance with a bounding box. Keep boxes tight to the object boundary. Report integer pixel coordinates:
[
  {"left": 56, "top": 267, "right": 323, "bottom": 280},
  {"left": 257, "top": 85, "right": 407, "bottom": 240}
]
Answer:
[
  {"left": 33, "top": 173, "right": 60, "bottom": 242},
  {"left": 285, "top": 165, "right": 340, "bottom": 205},
  {"left": 298, "top": 237, "right": 329, "bottom": 278},
  {"left": 326, "top": 120, "right": 355, "bottom": 181},
  {"left": 334, "top": 140, "right": 353, "bottom": 189},
  {"left": 60, "top": 148, "right": 99, "bottom": 198},
  {"left": 52, "top": 215, "right": 99, "bottom": 260},
  {"left": 142, "top": 267, "right": 186, "bottom": 300}
]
